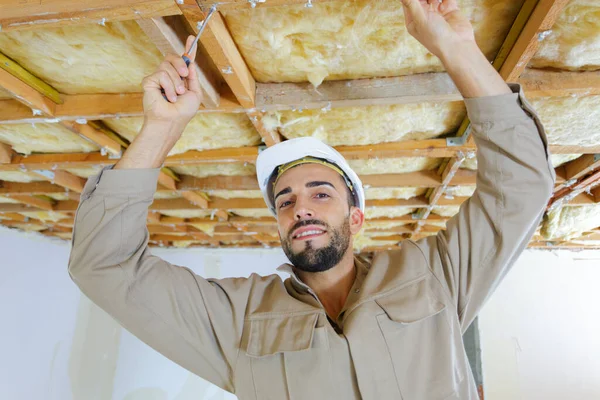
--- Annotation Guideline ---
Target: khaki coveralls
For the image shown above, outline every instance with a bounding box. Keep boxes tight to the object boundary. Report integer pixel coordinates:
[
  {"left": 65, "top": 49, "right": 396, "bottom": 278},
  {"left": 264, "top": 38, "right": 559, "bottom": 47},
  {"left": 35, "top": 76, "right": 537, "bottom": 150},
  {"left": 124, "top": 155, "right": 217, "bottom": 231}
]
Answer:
[{"left": 68, "top": 85, "right": 556, "bottom": 400}]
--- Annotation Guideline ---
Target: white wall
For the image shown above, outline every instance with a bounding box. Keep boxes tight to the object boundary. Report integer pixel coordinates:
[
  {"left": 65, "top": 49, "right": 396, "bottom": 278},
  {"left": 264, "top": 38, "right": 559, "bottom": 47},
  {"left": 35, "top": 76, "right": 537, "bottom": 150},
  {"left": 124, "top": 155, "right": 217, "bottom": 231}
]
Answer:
[
  {"left": 1, "top": 226, "right": 599, "bottom": 399},
  {"left": 479, "top": 249, "right": 600, "bottom": 400}
]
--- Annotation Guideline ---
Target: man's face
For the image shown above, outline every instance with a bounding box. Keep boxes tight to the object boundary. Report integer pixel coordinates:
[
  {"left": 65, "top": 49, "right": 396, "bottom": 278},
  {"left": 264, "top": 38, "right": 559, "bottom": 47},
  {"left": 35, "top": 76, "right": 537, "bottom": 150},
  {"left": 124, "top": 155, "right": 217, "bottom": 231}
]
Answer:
[{"left": 273, "top": 164, "right": 364, "bottom": 273}]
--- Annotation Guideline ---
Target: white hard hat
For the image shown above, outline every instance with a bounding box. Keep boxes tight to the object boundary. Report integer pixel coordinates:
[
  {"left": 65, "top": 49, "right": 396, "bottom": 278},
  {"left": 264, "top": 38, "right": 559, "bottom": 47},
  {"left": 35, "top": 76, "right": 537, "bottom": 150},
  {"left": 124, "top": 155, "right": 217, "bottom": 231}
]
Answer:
[{"left": 256, "top": 137, "right": 365, "bottom": 216}]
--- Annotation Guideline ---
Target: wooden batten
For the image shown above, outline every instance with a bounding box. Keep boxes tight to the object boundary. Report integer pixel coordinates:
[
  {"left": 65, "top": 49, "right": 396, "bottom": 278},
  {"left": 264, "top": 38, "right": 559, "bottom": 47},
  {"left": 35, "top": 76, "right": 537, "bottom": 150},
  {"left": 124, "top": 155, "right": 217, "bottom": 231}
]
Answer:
[{"left": 0, "top": 0, "right": 182, "bottom": 32}]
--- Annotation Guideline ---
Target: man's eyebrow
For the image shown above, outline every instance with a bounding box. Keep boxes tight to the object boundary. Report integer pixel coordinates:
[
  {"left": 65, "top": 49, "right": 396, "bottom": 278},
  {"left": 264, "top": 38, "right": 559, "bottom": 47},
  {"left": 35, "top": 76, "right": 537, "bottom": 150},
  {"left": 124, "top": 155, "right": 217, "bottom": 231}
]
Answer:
[
  {"left": 274, "top": 187, "right": 292, "bottom": 202},
  {"left": 306, "top": 181, "right": 336, "bottom": 189}
]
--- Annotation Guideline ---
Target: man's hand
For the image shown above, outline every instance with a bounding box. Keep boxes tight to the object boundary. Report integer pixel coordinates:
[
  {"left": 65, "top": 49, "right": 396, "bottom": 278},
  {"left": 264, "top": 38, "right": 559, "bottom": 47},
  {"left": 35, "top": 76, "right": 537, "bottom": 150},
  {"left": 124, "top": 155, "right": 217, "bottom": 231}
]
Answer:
[
  {"left": 401, "top": 0, "right": 475, "bottom": 62},
  {"left": 141, "top": 35, "right": 204, "bottom": 138},
  {"left": 114, "top": 36, "right": 204, "bottom": 170}
]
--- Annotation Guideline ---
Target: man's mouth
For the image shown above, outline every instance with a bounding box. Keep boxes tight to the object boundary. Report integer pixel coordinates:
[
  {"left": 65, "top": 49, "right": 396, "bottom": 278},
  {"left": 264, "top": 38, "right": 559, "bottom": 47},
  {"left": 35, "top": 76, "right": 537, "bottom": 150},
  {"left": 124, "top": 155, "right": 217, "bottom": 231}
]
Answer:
[{"left": 292, "top": 228, "right": 327, "bottom": 240}]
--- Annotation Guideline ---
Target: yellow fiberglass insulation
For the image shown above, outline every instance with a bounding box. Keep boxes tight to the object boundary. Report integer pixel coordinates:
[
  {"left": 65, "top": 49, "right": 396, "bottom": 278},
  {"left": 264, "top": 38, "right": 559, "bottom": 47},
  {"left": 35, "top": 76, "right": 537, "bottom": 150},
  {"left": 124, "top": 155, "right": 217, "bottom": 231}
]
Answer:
[
  {"left": 432, "top": 206, "right": 461, "bottom": 218},
  {"left": 365, "top": 187, "right": 426, "bottom": 200},
  {"left": 208, "top": 190, "right": 263, "bottom": 199},
  {"left": 445, "top": 186, "right": 476, "bottom": 198},
  {"left": 530, "top": 0, "right": 600, "bottom": 71},
  {"left": 353, "top": 234, "right": 398, "bottom": 251},
  {"left": 104, "top": 114, "right": 261, "bottom": 156},
  {"left": 530, "top": 95, "right": 600, "bottom": 146},
  {"left": 160, "top": 210, "right": 215, "bottom": 219},
  {"left": 223, "top": 0, "right": 524, "bottom": 85},
  {"left": 230, "top": 209, "right": 275, "bottom": 218},
  {"left": 44, "top": 193, "right": 69, "bottom": 201},
  {"left": 0, "top": 21, "right": 162, "bottom": 94},
  {"left": 18, "top": 211, "right": 67, "bottom": 222},
  {"left": 172, "top": 164, "right": 256, "bottom": 178},
  {"left": 0, "top": 123, "right": 99, "bottom": 155},
  {"left": 364, "top": 220, "right": 409, "bottom": 231},
  {"left": 461, "top": 153, "right": 581, "bottom": 170},
  {"left": 542, "top": 204, "right": 600, "bottom": 240},
  {"left": 154, "top": 191, "right": 181, "bottom": 200},
  {"left": 0, "top": 195, "right": 19, "bottom": 203},
  {"left": 65, "top": 166, "right": 104, "bottom": 178},
  {"left": 365, "top": 207, "right": 414, "bottom": 219},
  {"left": 349, "top": 157, "right": 442, "bottom": 174},
  {"left": 264, "top": 102, "right": 466, "bottom": 146},
  {"left": 191, "top": 223, "right": 217, "bottom": 236},
  {"left": 0, "top": 171, "right": 44, "bottom": 182}
]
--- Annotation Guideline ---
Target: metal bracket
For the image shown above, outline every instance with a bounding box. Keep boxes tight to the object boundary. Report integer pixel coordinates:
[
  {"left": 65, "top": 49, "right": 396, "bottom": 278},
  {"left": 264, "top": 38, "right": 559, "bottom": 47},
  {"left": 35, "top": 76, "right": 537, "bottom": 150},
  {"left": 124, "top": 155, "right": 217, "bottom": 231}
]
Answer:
[
  {"left": 258, "top": 145, "right": 267, "bottom": 153},
  {"left": 446, "top": 125, "right": 472, "bottom": 147},
  {"left": 594, "top": 154, "right": 600, "bottom": 162}
]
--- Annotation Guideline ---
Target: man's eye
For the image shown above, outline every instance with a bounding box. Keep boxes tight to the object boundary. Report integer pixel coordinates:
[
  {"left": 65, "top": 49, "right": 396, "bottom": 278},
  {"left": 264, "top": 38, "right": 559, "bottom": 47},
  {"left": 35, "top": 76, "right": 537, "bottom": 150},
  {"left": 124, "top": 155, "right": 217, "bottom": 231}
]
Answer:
[
  {"left": 316, "top": 193, "right": 330, "bottom": 198},
  {"left": 279, "top": 201, "right": 292, "bottom": 209}
]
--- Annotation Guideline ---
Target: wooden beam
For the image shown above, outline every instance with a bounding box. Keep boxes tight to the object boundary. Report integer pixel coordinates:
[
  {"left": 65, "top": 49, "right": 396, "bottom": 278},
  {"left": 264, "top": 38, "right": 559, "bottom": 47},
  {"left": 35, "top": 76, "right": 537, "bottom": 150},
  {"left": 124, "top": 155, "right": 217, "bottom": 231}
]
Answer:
[
  {"left": 0, "top": 55, "right": 58, "bottom": 115},
  {"left": 0, "top": 142, "right": 13, "bottom": 164},
  {"left": 0, "top": 0, "right": 182, "bottom": 32},
  {"left": 0, "top": 52, "right": 62, "bottom": 105},
  {"left": 499, "top": 0, "right": 570, "bottom": 83},
  {"left": 3, "top": 195, "right": 55, "bottom": 211},
  {"left": 247, "top": 111, "right": 283, "bottom": 147},
  {"left": 256, "top": 73, "right": 461, "bottom": 111},
  {"left": 1, "top": 69, "right": 598, "bottom": 125},
  {"left": 30, "top": 170, "right": 85, "bottom": 193},
  {"left": 520, "top": 70, "right": 600, "bottom": 98},
  {"left": 59, "top": 120, "right": 122, "bottom": 156},
  {"left": 178, "top": 1, "right": 256, "bottom": 108},
  {"left": 196, "top": 0, "right": 335, "bottom": 11},
  {"left": 136, "top": 15, "right": 221, "bottom": 108}
]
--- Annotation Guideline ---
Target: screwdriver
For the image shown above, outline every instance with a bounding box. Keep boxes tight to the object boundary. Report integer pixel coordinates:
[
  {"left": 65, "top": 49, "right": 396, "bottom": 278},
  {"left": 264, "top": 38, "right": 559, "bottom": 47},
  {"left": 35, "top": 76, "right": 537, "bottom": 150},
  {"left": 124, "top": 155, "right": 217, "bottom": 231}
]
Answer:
[{"left": 161, "top": 4, "right": 217, "bottom": 101}]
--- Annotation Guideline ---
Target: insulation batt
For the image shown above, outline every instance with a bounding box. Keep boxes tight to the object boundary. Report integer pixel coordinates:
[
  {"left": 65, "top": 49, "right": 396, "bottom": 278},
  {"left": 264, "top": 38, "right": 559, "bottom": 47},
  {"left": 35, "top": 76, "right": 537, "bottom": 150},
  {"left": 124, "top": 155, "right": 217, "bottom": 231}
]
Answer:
[
  {"left": 263, "top": 102, "right": 466, "bottom": 146},
  {"left": 0, "top": 21, "right": 162, "bottom": 94},
  {"left": 530, "top": 0, "right": 600, "bottom": 70},
  {"left": 0, "top": 123, "right": 99, "bottom": 154},
  {"left": 104, "top": 115, "right": 261, "bottom": 156},
  {"left": 348, "top": 157, "right": 441, "bottom": 174},
  {"left": 172, "top": 164, "right": 256, "bottom": 178},
  {"left": 530, "top": 95, "right": 600, "bottom": 146},
  {"left": 542, "top": 204, "right": 600, "bottom": 240},
  {"left": 223, "top": 0, "right": 524, "bottom": 85},
  {"left": 462, "top": 153, "right": 582, "bottom": 170},
  {"left": 0, "top": 171, "right": 44, "bottom": 182}
]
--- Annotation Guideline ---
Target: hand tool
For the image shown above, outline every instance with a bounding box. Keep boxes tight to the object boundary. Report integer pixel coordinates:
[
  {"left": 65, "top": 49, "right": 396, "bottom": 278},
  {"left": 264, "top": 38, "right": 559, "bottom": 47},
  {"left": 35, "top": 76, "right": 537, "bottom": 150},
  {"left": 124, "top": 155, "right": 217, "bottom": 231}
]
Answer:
[{"left": 161, "top": 4, "right": 217, "bottom": 101}]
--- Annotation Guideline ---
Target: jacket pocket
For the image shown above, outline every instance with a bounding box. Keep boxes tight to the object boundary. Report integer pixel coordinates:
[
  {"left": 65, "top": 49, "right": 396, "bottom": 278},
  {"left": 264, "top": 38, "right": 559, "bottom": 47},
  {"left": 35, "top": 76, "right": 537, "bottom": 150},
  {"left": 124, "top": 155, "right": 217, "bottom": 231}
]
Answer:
[
  {"left": 375, "top": 276, "right": 463, "bottom": 399},
  {"left": 245, "top": 312, "right": 334, "bottom": 400}
]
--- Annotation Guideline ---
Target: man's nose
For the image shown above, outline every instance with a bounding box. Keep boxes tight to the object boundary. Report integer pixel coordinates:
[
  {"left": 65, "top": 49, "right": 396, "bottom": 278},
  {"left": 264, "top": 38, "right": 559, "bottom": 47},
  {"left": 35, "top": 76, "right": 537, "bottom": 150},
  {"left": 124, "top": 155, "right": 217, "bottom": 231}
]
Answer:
[{"left": 294, "top": 199, "right": 314, "bottom": 221}]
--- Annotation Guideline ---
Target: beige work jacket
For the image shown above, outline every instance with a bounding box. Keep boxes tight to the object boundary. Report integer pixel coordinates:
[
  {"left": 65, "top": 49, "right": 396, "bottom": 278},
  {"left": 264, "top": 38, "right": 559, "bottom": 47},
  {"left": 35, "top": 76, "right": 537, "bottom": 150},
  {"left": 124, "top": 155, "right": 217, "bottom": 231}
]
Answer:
[{"left": 68, "top": 85, "right": 556, "bottom": 400}]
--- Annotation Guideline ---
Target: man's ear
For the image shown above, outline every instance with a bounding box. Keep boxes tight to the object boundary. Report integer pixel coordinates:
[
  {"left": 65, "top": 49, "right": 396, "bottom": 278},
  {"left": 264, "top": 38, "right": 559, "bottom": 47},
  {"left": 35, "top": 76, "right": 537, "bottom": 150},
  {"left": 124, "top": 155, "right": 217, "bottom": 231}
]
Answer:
[{"left": 349, "top": 206, "right": 365, "bottom": 235}]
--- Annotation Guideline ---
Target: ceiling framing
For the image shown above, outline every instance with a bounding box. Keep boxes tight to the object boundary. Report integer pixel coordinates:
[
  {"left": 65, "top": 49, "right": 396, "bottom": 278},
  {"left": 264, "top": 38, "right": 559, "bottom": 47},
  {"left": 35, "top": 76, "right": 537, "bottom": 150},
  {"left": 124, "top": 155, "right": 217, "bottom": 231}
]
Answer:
[{"left": 0, "top": 0, "right": 599, "bottom": 252}]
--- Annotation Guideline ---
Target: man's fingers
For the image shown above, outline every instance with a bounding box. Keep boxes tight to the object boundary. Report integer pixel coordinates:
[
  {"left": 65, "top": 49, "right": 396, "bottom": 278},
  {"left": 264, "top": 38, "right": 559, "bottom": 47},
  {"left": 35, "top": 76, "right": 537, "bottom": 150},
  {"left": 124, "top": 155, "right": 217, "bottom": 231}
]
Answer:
[
  {"left": 160, "top": 60, "right": 186, "bottom": 95},
  {"left": 165, "top": 53, "right": 189, "bottom": 78},
  {"left": 185, "top": 35, "right": 198, "bottom": 61},
  {"left": 401, "top": 0, "right": 427, "bottom": 25},
  {"left": 156, "top": 70, "right": 178, "bottom": 102}
]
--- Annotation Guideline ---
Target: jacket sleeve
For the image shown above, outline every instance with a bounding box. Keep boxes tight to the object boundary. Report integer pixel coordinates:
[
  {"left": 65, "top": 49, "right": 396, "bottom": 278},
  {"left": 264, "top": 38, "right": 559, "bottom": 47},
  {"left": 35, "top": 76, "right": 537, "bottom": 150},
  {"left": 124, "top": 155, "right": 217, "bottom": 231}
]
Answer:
[
  {"left": 68, "top": 168, "right": 251, "bottom": 393},
  {"left": 416, "top": 84, "right": 556, "bottom": 332}
]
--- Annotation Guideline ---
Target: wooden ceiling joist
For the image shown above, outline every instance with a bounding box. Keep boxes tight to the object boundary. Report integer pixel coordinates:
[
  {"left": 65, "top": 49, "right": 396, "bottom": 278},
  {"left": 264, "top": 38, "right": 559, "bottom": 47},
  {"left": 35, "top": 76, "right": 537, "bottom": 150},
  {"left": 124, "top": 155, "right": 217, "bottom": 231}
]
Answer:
[
  {"left": 178, "top": 0, "right": 256, "bottom": 108},
  {"left": 0, "top": 0, "right": 182, "bottom": 32},
  {"left": 498, "top": 0, "right": 570, "bottom": 83}
]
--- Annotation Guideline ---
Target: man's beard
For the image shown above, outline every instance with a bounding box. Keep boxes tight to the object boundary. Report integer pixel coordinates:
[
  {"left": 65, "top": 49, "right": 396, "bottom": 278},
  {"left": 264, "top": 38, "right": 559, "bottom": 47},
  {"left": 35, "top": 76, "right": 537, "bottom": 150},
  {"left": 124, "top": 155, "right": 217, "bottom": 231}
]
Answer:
[{"left": 281, "top": 218, "right": 351, "bottom": 273}]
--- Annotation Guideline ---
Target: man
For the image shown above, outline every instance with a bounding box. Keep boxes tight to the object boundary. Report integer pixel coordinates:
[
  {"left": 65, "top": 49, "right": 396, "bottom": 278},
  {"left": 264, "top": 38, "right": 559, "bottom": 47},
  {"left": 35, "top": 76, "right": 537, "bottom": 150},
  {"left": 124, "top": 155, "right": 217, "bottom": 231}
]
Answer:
[{"left": 68, "top": 0, "right": 555, "bottom": 398}]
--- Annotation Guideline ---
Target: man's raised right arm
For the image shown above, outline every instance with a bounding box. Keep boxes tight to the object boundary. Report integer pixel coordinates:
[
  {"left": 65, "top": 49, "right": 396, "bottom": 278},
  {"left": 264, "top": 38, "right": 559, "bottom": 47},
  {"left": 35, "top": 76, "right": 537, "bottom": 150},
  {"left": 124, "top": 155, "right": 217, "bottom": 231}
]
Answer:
[{"left": 68, "top": 39, "right": 248, "bottom": 392}]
